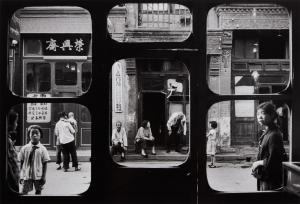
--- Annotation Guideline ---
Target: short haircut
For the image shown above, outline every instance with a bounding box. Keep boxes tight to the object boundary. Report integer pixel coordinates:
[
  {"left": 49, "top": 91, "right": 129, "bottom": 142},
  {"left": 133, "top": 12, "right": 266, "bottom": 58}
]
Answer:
[
  {"left": 141, "top": 120, "right": 149, "bottom": 128},
  {"left": 209, "top": 121, "right": 217, "bottom": 129},
  {"left": 58, "top": 111, "right": 67, "bottom": 119},
  {"left": 257, "top": 101, "right": 277, "bottom": 120},
  {"left": 27, "top": 125, "right": 43, "bottom": 139}
]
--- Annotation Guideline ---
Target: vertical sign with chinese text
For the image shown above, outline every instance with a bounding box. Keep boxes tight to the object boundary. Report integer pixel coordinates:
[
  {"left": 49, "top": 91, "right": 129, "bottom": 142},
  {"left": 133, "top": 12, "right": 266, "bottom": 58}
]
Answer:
[
  {"left": 26, "top": 93, "right": 51, "bottom": 123},
  {"left": 112, "top": 62, "right": 123, "bottom": 113}
]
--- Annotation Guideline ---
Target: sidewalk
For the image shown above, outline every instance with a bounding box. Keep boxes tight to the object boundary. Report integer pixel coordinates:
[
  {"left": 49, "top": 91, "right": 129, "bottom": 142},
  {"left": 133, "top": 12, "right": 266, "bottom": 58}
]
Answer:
[
  {"left": 46, "top": 145, "right": 263, "bottom": 163},
  {"left": 23, "top": 162, "right": 91, "bottom": 195}
]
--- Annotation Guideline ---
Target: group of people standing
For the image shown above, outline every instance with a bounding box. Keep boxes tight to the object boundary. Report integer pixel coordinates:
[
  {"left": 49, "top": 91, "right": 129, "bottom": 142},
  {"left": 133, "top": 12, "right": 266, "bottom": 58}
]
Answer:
[
  {"left": 7, "top": 110, "right": 80, "bottom": 195},
  {"left": 111, "top": 112, "right": 187, "bottom": 161},
  {"left": 54, "top": 111, "right": 81, "bottom": 172}
]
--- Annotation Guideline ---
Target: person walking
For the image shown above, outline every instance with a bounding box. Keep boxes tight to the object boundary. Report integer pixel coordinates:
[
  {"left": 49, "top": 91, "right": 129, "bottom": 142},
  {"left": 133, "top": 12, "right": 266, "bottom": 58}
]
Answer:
[
  {"left": 18, "top": 125, "right": 50, "bottom": 195},
  {"left": 166, "top": 112, "right": 187, "bottom": 153},
  {"left": 251, "top": 102, "right": 286, "bottom": 191},
  {"left": 54, "top": 111, "right": 80, "bottom": 172},
  {"left": 111, "top": 121, "right": 127, "bottom": 161},
  {"left": 206, "top": 121, "right": 218, "bottom": 168},
  {"left": 135, "top": 120, "right": 156, "bottom": 158}
]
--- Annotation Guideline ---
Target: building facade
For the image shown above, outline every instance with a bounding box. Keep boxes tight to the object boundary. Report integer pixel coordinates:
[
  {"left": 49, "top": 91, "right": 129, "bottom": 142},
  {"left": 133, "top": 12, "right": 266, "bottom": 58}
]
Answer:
[
  {"left": 109, "top": 3, "right": 290, "bottom": 150},
  {"left": 9, "top": 7, "right": 92, "bottom": 149}
]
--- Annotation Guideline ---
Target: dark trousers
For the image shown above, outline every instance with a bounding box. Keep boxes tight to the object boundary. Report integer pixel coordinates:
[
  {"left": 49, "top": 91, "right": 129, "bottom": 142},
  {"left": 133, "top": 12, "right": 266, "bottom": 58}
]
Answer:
[
  {"left": 62, "top": 140, "right": 78, "bottom": 169},
  {"left": 56, "top": 144, "right": 63, "bottom": 165},
  {"left": 111, "top": 142, "right": 125, "bottom": 155},
  {"left": 166, "top": 131, "right": 182, "bottom": 151},
  {"left": 136, "top": 139, "right": 154, "bottom": 153}
]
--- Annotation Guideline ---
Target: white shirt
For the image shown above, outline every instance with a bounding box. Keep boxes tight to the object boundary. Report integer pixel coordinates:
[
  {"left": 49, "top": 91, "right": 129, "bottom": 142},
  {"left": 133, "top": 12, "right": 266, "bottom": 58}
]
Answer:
[
  {"left": 18, "top": 142, "right": 50, "bottom": 180},
  {"left": 54, "top": 118, "right": 75, "bottom": 144},
  {"left": 167, "top": 112, "right": 187, "bottom": 135},
  {"left": 112, "top": 127, "right": 128, "bottom": 147}
]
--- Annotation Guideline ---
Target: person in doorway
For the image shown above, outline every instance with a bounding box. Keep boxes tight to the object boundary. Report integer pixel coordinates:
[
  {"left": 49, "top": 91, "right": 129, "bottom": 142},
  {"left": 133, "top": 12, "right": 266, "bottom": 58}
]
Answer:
[
  {"left": 135, "top": 120, "right": 156, "bottom": 158},
  {"left": 206, "top": 121, "right": 218, "bottom": 168},
  {"left": 251, "top": 102, "right": 285, "bottom": 191},
  {"left": 111, "top": 121, "right": 127, "bottom": 161},
  {"left": 54, "top": 111, "right": 80, "bottom": 172},
  {"left": 7, "top": 110, "right": 20, "bottom": 193},
  {"left": 166, "top": 112, "right": 186, "bottom": 153},
  {"left": 18, "top": 125, "right": 50, "bottom": 195}
]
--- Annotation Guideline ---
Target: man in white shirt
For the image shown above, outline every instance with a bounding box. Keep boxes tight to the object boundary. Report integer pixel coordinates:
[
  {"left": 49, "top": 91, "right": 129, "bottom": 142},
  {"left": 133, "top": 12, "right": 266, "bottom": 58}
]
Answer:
[
  {"left": 54, "top": 112, "right": 80, "bottom": 172},
  {"left": 111, "top": 121, "right": 127, "bottom": 161},
  {"left": 166, "top": 112, "right": 187, "bottom": 153}
]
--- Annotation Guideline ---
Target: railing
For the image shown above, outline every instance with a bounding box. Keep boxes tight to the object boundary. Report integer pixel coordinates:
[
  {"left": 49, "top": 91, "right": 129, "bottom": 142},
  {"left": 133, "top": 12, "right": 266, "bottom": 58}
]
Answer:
[
  {"left": 138, "top": 3, "right": 192, "bottom": 29},
  {"left": 232, "top": 59, "right": 290, "bottom": 72}
]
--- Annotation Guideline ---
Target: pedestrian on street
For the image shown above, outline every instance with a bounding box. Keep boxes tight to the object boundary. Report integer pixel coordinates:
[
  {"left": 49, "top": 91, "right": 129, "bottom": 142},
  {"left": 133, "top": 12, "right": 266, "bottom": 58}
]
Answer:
[
  {"left": 54, "top": 111, "right": 81, "bottom": 172},
  {"left": 135, "top": 120, "right": 156, "bottom": 158},
  {"left": 207, "top": 121, "right": 218, "bottom": 168},
  {"left": 7, "top": 110, "right": 20, "bottom": 193},
  {"left": 251, "top": 102, "right": 285, "bottom": 191},
  {"left": 111, "top": 121, "right": 127, "bottom": 161},
  {"left": 18, "top": 125, "right": 50, "bottom": 195},
  {"left": 166, "top": 112, "right": 187, "bottom": 153}
]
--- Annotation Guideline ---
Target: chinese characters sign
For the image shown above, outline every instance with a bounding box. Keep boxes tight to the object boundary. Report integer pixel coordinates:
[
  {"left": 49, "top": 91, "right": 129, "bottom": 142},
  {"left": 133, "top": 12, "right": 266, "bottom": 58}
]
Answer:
[
  {"left": 26, "top": 93, "right": 51, "bottom": 123},
  {"left": 112, "top": 62, "right": 123, "bottom": 113},
  {"left": 40, "top": 34, "right": 90, "bottom": 56}
]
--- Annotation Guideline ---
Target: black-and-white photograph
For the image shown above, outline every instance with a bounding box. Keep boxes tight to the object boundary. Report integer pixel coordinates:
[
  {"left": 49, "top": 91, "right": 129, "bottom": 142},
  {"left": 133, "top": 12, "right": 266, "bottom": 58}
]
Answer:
[
  {"left": 7, "top": 103, "right": 91, "bottom": 195},
  {"left": 110, "top": 59, "right": 190, "bottom": 167},
  {"left": 9, "top": 6, "right": 92, "bottom": 98},
  {"left": 2, "top": 1, "right": 300, "bottom": 204}
]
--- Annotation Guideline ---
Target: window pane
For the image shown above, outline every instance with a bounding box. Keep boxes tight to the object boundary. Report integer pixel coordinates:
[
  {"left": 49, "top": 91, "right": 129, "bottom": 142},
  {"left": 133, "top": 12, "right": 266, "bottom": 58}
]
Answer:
[
  {"left": 8, "top": 6, "right": 92, "bottom": 97},
  {"left": 82, "top": 62, "right": 92, "bottom": 92},
  {"left": 207, "top": 100, "right": 290, "bottom": 192},
  {"left": 55, "top": 62, "right": 77, "bottom": 85},
  {"left": 7, "top": 103, "right": 91, "bottom": 195},
  {"left": 26, "top": 63, "right": 51, "bottom": 92},
  {"left": 110, "top": 59, "right": 190, "bottom": 167},
  {"left": 108, "top": 4, "right": 192, "bottom": 42},
  {"left": 207, "top": 4, "right": 290, "bottom": 94}
]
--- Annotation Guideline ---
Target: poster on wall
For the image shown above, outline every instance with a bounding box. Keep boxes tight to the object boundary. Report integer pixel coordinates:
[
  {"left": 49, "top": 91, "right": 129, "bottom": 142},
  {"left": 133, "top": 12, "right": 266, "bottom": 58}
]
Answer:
[
  {"left": 26, "top": 93, "right": 51, "bottom": 123},
  {"left": 112, "top": 62, "right": 123, "bottom": 113}
]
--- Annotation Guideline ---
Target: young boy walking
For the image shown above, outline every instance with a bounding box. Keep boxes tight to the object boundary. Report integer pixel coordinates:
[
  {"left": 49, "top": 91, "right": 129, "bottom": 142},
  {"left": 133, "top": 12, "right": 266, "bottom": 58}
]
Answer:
[{"left": 19, "top": 125, "right": 50, "bottom": 195}]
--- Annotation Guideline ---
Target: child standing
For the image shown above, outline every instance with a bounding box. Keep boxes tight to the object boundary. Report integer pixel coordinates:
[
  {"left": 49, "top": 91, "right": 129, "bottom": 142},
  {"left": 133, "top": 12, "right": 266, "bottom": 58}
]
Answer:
[
  {"left": 206, "top": 121, "right": 218, "bottom": 168},
  {"left": 18, "top": 125, "right": 50, "bottom": 195}
]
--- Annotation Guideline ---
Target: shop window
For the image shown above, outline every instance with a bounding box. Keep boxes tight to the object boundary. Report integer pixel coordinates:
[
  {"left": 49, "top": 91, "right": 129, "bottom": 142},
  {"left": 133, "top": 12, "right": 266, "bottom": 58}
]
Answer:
[
  {"left": 8, "top": 6, "right": 92, "bottom": 97},
  {"left": 26, "top": 63, "right": 51, "bottom": 93},
  {"left": 82, "top": 62, "right": 92, "bottom": 92},
  {"left": 108, "top": 3, "right": 192, "bottom": 42},
  {"left": 110, "top": 59, "right": 190, "bottom": 167},
  {"left": 207, "top": 5, "right": 290, "bottom": 95},
  {"left": 55, "top": 62, "right": 77, "bottom": 85},
  {"left": 7, "top": 103, "right": 91, "bottom": 194}
]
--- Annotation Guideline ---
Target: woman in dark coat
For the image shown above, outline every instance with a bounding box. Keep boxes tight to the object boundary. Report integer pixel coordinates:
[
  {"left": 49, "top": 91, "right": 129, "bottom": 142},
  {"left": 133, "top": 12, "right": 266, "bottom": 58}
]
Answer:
[{"left": 252, "top": 102, "right": 285, "bottom": 191}]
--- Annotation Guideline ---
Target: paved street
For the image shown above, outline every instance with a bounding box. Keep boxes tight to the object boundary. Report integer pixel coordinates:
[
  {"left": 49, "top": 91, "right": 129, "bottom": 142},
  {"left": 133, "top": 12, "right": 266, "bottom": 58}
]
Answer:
[
  {"left": 23, "top": 162, "right": 91, "bottom": 196},
  {"left": 207, "top": 162, "right": 257, "bottom": 192},
  {"left": 22, "top": 160, "right": 257, "bottom": 195}
]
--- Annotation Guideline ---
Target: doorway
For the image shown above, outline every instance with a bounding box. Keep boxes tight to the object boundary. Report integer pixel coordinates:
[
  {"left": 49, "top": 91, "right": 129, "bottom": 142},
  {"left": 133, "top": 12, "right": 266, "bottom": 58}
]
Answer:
[{"left": 142, "top": 92, "right": 166, "bottom": 147}]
